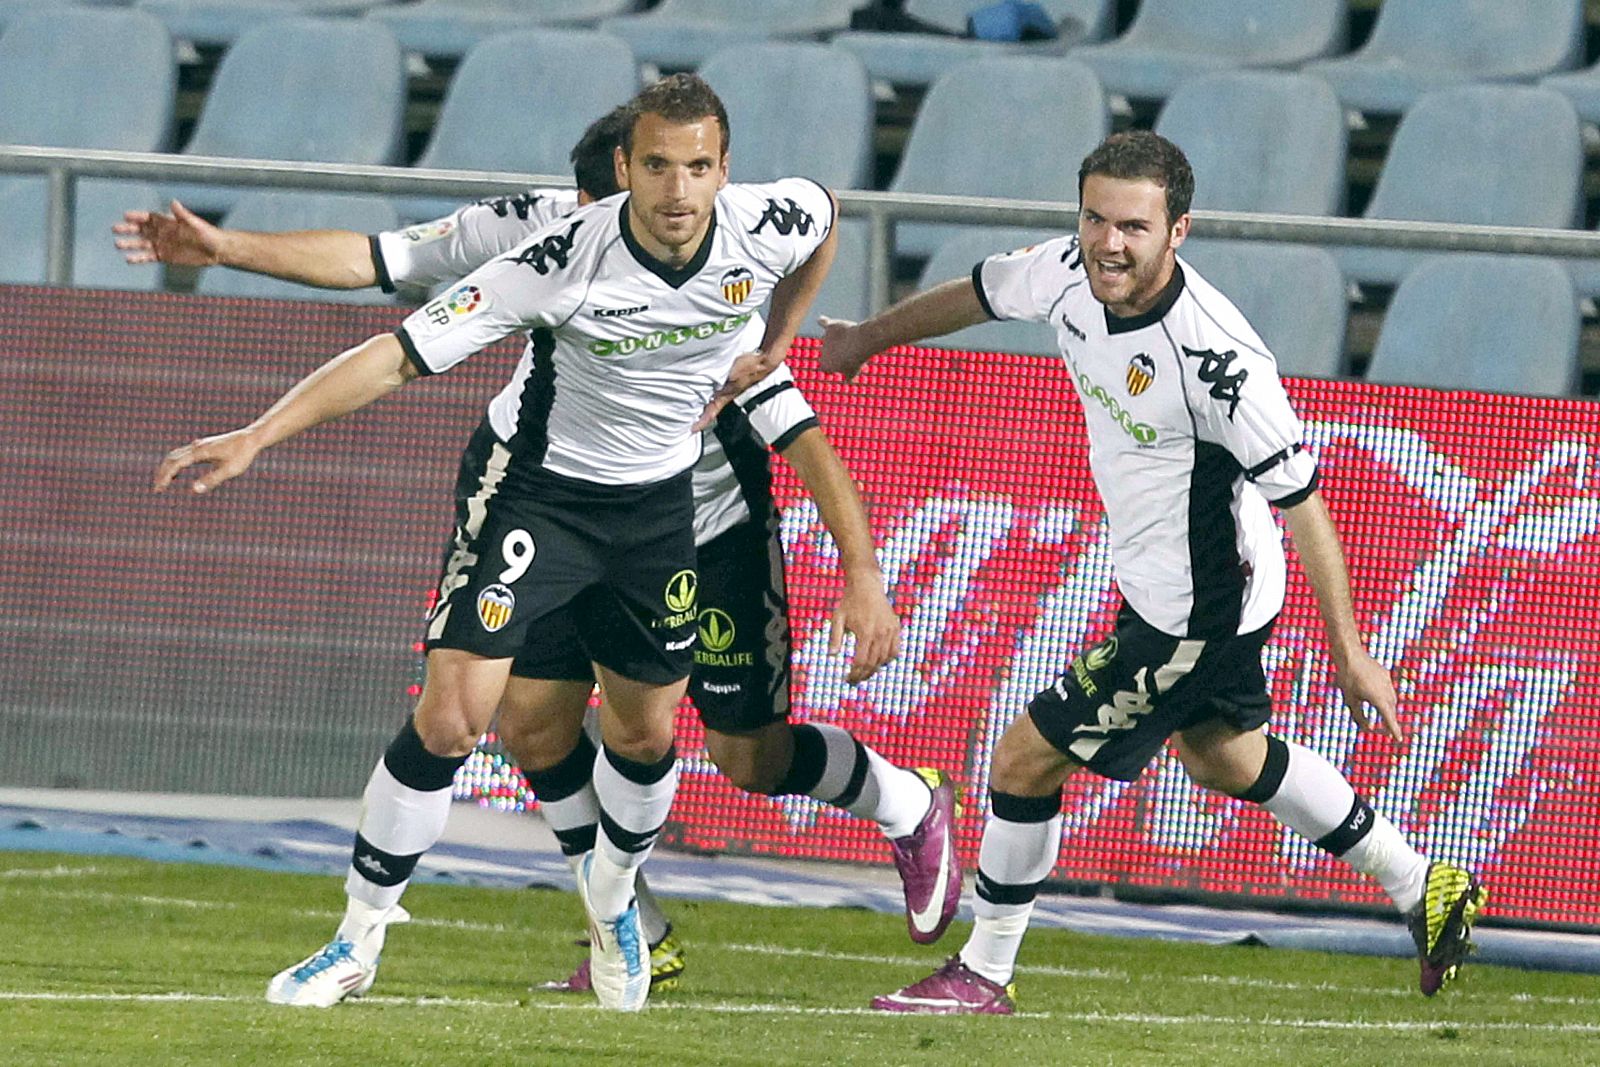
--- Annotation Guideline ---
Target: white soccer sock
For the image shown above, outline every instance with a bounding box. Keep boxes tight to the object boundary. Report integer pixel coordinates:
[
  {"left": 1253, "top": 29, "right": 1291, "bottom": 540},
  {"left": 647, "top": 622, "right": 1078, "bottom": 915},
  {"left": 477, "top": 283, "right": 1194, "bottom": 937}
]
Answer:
[
  {"left": 588, "top": 745, "right": 678, "bottom": 920},
  {"left": 633, "top": 874, "right": 671, "bottom": 945},
  {"left": 959, "top": 804, "right": 1062, "bottom": 985},
  {"left": 1258, "top": 738, "right": 1428, "bottom": 913},
  {"left": 335, "top": 897, "right": 408, "bottom": 965},
  {"left": 344, "top": 756, "right": 454, "bottom": 912},
  {"left": 805, "top": 724, "right": 931, "bottom": 838}
]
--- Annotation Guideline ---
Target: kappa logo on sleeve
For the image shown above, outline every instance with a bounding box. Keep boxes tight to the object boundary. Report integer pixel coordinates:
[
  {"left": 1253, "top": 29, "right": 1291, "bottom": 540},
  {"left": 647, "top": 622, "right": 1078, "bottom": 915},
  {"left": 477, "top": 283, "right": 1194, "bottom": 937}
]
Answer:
[
  {"left": 749, "top": 198, "right": 814, "bottom": 237},
  {"left": 1183, "top": 346, "right": 1248, "bottom": 419},
  {"left": 508, "top": 220, "right": 582, "bottom": 275},
  {"left": 477, "top": 191, "right": 547, "bottom": 220}
]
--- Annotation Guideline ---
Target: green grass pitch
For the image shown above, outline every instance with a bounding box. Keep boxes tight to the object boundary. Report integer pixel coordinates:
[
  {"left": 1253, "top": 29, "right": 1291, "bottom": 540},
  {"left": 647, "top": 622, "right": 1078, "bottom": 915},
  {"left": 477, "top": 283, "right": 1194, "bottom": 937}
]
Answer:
[{"left": 2, "top": 853, "right": 1597, "bottom": 1066}]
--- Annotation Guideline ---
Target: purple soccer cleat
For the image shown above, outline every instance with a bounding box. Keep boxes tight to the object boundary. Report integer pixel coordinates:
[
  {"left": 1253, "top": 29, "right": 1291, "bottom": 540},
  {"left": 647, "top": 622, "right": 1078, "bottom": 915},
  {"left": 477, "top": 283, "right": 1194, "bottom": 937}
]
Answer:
[
  {"left": 890, "top": 767, "right": 963, "bottom": 944},
  {"left": 871, "top": 956, "right": 1015, "bottom": 1015}
]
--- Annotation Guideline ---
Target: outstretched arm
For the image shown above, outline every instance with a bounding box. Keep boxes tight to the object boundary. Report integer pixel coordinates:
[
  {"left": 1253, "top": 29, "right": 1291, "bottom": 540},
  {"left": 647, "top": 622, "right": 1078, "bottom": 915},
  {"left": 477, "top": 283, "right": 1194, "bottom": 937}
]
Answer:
[
  {"left": 780, "top": 426, "right": 900, "bottom": 683},
  {"left": 1282, "top": 490, "right": 1402, "bottom": 740},
  {"left": 153, "top": 333, "right": 417, "bottom": 495},
  {"left": 115, "top": 200, "right": 377, "bottom": 289},
  {"left": 818, "top": 275, "right": 988, "bottom": 381}
]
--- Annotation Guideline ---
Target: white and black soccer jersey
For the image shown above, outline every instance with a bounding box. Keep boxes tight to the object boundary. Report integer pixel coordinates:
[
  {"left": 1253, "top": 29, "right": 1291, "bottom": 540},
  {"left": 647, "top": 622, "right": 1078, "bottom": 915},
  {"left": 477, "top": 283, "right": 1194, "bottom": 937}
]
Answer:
[
  {"left": 698, "top": 362, "right": 818, "bottom": 543},
  {"left": 396, "top": 178, "right": 834, "bottom": 487},
  {"left": 370, "top": 188, "right": 579, "bottom": 293},
  {"left": 974, "top": 237, "right": 1319, "bottom": 639}
]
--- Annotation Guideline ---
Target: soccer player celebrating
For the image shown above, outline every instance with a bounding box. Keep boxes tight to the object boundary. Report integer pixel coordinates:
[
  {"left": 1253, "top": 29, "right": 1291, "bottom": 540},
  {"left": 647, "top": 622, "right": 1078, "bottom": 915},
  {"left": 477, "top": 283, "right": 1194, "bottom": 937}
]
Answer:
[
  {"left": 819, "top": 131, "right": 1488, "bottom": 1014},
  {"left": 151, "top": 76, "right": 958, "bottom": 1012}
]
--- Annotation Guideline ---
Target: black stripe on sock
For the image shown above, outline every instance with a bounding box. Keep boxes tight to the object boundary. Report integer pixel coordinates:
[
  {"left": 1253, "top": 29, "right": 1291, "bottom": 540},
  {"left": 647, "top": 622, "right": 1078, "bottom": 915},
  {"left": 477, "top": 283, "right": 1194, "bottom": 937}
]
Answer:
[
  {"left": 1314, "top": 795, "right": 1377, "bottom": 856},
  {"left": 1235, "top": 734, "right": 1290, "bottom": 803},
  {"left": 773, "top": 724, "right": 828, "bottom": 797},
  {"left": 831, "top": 738, "right": 871, "bottom": 808},
  {"left": 552, "top": 824, "right": 598, "bottom": 858},
  {"left": 990, "top": 789, "right": 1061, "bottom": 823},
  {"left": 351, "top": 832, "right": 420, "bottom": 888},
  {"left": 522, "top": 733, "right": 598, "bottom": 803},
  {"left": 383, "top": 717, "right": 469, "bottom": 792},
  {"left": 603, "top": 745, "right": 677, "bottom": 785},
  {"left": 975, "top": 869, "right": 1042, "bottom": 906},
  {"left": 598, "top": 810, "right": 662, "bottom": 855}
]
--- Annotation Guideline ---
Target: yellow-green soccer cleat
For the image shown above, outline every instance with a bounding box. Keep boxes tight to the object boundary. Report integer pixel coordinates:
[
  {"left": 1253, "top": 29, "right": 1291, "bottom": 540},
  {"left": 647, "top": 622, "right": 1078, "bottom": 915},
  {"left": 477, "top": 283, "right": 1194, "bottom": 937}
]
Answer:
[
  {"left": 1407, "top": 862, "right": 1489, "bottom": 996},
  {"left": 541, "top": 930, "right": 686, "bottom": 993}
]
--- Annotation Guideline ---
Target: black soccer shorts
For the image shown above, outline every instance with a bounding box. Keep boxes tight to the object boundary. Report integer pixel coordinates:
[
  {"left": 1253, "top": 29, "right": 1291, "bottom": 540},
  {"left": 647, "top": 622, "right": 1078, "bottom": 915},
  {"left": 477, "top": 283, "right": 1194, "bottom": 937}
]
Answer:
[
  {"left": 1027, "top": 602, "right": 1276, "bottom": 782},
  {"left": 426, "top": 425, "right": 698, "bottom": 686},
  {"left": 687, "top": 518, "right": 792, "bottom": 734}
]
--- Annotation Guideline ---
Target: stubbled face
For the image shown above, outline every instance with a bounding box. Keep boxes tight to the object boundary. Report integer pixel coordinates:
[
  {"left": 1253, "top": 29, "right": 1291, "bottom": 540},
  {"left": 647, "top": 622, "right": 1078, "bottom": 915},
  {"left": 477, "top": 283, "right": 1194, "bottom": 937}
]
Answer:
[
  {"left": 1077, "top": 173, "right": 1188, "bottom": 317},
  {"left": 618, "top": 112, "right": 727, "bottom": 266}
]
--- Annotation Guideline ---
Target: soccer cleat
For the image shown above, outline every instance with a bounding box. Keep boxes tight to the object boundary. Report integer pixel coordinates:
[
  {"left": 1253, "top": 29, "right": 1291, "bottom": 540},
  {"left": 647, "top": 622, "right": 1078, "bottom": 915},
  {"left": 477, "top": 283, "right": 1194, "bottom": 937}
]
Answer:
[
  {"left": 1407, "top": 861, "right": 1489, "bottom": 996},
  {"left": 577, "top": 853, "right": 650, "bottom": 1011},
  {"left": 871, "top": 956, "right": 1016, "bottom": 1015},
  {"left": 266, "top": 939, "right": 378, "bottom": 1008},
  {"left": 540, "top": 931, "right": 686, "bottom": 993},
  {"left": 889, "top": 767, "right": 963, "bottom": 944}
]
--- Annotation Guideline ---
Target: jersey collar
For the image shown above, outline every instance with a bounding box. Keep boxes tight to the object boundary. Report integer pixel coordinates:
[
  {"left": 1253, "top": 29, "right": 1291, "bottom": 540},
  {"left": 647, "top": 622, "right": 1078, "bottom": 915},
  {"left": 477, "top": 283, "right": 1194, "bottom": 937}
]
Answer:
[
  {"left": 1103, "top": 262, "right": 1185, "bottom": 335},
  {"left": 619, "top": 198, "right": 718, "bottom": 289}
]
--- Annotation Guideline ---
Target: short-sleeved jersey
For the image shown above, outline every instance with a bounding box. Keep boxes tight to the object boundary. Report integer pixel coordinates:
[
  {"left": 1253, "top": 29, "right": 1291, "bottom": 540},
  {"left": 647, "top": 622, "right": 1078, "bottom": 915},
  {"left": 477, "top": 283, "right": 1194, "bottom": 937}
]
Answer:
[
  {"left": 371, "top": 188, "right": 579, "bottom": 292},
  {"left": 699, "top": 362, "right": 818, "bottom": 543},
  {"left": 975, "top": 236, "right": 1319, "bottom": 638},
  {"left": 396, "top": 178, "right": 834, "bottom": 487}
]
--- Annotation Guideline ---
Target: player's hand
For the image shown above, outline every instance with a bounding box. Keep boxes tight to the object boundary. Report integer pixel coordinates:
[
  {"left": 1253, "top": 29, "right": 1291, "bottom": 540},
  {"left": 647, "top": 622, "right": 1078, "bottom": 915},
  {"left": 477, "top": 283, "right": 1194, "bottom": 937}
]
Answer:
[
  {"left": 693, "top": 350, "right": 779, "bottom": 431},
  {"left": 153, "top": 428, "right": 261, "bottom": 495},
  {"left": 817, "top": 316, "right": 873, "bottom": 381},
  {"left": 113, "top": 199, "right": 223, "bottom": 267},
  {"left": 1335, "top": 650, "right": 1403, "bottom": 741},
  {"left": 829, "top": 576, "right": 901, "bottom": 684}
]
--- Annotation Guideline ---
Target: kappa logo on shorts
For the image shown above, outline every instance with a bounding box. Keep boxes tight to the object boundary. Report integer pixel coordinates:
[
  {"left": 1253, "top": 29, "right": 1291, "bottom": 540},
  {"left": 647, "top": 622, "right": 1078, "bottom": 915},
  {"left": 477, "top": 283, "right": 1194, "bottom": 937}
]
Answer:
[
  {"left": 476, "top": 583, "right": 515, "bottom": 633},
  {"left": 698, "top": 608, "right": 736, "bottom": 653}
]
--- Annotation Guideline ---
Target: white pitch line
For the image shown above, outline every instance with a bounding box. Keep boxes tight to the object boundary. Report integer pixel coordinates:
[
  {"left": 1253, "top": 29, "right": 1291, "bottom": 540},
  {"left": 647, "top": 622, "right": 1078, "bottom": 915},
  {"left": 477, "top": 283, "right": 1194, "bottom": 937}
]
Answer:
[
  {"left": 0, "top": 865, "right": 102, "bottom": 879},
  {"left": 2, "top": 991, "right": 1598, "bottom": 1034}
]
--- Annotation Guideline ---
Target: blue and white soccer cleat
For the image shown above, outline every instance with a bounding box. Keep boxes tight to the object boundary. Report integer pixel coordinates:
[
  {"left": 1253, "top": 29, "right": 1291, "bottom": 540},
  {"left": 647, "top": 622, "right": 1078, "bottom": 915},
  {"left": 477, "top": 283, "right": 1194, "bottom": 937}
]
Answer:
[
  {"left": 266, "top": 938, "right": 379, "bottom": 1008},
  {"left": 577, "top": 853, "right": 650, "bottom": 1012}
]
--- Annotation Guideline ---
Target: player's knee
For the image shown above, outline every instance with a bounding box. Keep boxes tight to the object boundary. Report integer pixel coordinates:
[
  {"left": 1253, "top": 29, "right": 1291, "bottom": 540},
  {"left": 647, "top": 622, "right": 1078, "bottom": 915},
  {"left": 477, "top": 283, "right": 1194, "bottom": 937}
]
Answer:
[
  {"left": 601, "top": 716, "right": 674, "bottom": 764},
  {"left": 497, "top": 710, "right": 579, "bottom": 774},
  {"left": 409, "top": 708, "right": 482, "bottom": 759}
]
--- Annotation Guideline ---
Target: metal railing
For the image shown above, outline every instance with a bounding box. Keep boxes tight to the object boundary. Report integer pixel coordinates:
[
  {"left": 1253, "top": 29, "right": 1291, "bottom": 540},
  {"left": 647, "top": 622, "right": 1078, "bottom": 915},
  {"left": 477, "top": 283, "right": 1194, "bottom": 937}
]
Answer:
[{"left": 4, "top": 143, "right": 1600, "bottom": 310}]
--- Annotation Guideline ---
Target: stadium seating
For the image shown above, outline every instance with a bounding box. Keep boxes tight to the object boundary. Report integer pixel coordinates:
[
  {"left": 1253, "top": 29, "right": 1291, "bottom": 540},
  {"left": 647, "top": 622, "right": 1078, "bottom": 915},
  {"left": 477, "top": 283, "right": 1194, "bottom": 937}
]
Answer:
[
  {"left": 597, "top": 0, "right": 857, "bottom": 70},
  {"left": 698, "top": 43, "right": 873, "bottom": 188},
  {"left": 1178, "top": 241, "right": 1348, "bottom": 380},
  {"left": 1304, "top": 0, "right": 1585, "bottom": 115},
  {"left": 1068, "top": 0, "right": 1346, "bottom": 103},
  {"left": 169, "top": 17, "right": 406, "bottom": 215},
  {"left": 889, "top": 56, "right": 1107, "bottom": 258},
  {"left": 0, "top": 7, "right": 175, "bottom": 290},
  {"left": 1155, "top": 72, "right": 1346, "bottom": 217},
  {"left": 138, "top": 0, "right": 400, "bottom": 48},
  {"left": 1366, "top": 256, "right": 1580, "bottom": 397},
  {"left": 1334, "top": 85, "right": 1583, "bottom": 288},
  {"left": 196, "top": 191, "right": 400, "bottom": 304},
  {"left": 369, "top": 0, "right": 642, "bottom": 59},
  {"left": 1541, "top": 59, "right": 1600, "bottom": 128},
  {"left": 829, "top": 0, "right": 1115, "bottom": 88},
  {"left": 916, "top": 228, "right": 1062, "bottom": 356},
  {"left": 401, "top": 29, "right": 637, "bottom": 221}
]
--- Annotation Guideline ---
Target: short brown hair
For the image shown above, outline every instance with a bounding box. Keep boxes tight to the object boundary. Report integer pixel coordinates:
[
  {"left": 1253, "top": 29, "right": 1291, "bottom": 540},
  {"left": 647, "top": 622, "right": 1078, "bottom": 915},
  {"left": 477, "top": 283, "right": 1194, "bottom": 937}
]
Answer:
[
  {"left": 1078, "top": 131, "right": 1194, "bottom": 227},
  {"left": 622, "top": 73, "right": 730, "bottom": 157}
]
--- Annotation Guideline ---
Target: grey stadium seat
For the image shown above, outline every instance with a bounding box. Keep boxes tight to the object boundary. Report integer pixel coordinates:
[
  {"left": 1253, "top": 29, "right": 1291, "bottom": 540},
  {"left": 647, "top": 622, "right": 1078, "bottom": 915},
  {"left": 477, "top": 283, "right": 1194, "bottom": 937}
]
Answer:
[
  {"left": 400, "top": 29, "right": 638, "bottom": 221},
  {"left": 1069, "top": 0, "right": 1345, "bottom": 103},
  {"left": 1305, "top": 0, "right": 1584, "bottom": 116},
  {"left": 1366, "top": 256, "right": 1580, "bottom": 397},
  {"left": 698, "top": 43, "right": 873, "bottom": 189},
  {"left": 1334, "top": 85, "right": 1583, "bottom": 288},
  {"left": 598, "top": 0, "right": 856, "bottom": 70},
  {"left": 800, "top": 217, "right": 871, "bottom": 337},
  {"left": 917, "top": 228, "right": 1062, "bottom": 357},
  {"left": 0, "top": 8, "right": 175, "bottom": 290},
  {"left": 829, "top": 0, "right": 1115, "bottom": 88},
  {"left": 138, "top": 0, "right": 400, "bottom": 48},
  {"left": 369, "top": 0, "right": 643, "bottom": 60},
  {"left": 1155, "top": 71, "right": 1347, "bottom": 217},
  {"left": 889, "top": 56, "right": 1107, "bottom": 259},
  {"left": 170, "top": 17, "right": 406, "bottom": 215},
  {"left": 197, "top": 192, "right": 400, "bottom": 305},
  {"left": 1178, "top": 242, "right": 1348, "bottom": 381}
]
